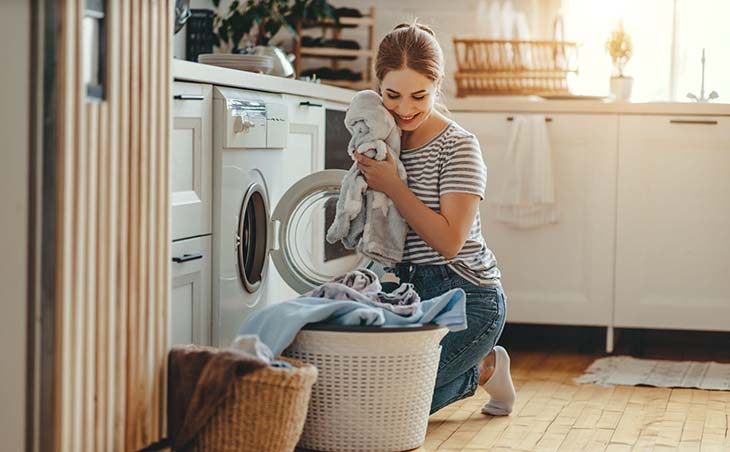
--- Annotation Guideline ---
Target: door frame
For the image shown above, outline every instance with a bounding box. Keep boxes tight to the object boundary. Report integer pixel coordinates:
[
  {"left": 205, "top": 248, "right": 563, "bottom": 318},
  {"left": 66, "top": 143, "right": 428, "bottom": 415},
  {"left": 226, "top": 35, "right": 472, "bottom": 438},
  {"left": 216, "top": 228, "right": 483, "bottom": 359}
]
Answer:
[{"left": 26, "top": 0, "right": 60, "bottom": 451}]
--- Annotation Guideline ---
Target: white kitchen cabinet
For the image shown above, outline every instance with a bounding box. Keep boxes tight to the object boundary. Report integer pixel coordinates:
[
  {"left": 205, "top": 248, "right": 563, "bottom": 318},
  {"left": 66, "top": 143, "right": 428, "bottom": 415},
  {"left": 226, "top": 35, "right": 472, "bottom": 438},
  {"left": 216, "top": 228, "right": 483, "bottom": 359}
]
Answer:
[
  {"left": 614, "top": 115, "right": 730, "bottom": 331},
  {"left": 451, "top": 112, "right": 619, "bottom": 327},
  {"left": 171, "top": 81, "right": 212, "bottom": 241},
  {"left": 171, "top": 236, "right": 212, "bottom": 345}
]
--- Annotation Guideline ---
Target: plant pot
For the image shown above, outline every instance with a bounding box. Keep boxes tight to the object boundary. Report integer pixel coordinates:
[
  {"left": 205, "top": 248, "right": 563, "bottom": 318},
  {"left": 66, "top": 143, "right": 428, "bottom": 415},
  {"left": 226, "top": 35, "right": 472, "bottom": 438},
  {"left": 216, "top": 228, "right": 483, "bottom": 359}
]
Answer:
[{"left": 610, "top": 76, "right": 633, "bottom": 101}]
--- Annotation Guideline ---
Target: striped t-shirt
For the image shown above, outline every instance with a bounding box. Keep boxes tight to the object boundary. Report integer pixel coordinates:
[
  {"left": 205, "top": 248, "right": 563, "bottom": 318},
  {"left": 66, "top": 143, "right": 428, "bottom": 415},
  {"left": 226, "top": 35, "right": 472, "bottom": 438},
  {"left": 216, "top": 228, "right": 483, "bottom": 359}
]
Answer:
[{"left": 399, "top": 120, "right": 501, "bottom": 286}]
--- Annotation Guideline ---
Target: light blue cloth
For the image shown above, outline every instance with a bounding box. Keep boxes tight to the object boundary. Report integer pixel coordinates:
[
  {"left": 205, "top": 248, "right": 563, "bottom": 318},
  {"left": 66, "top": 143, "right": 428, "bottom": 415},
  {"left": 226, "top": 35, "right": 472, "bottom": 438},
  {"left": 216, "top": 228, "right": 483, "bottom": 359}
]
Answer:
[{"left": 237, "top": 288, "right": 468, "bottom": 355}]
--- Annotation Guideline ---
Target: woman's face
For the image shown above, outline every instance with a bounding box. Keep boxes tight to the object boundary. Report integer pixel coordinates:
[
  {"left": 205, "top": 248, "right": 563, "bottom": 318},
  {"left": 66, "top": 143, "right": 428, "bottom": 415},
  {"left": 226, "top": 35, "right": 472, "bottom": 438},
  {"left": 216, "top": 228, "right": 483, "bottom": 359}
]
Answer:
[{"left": 380, "top": 67, "right": 439, "bottom": 132}]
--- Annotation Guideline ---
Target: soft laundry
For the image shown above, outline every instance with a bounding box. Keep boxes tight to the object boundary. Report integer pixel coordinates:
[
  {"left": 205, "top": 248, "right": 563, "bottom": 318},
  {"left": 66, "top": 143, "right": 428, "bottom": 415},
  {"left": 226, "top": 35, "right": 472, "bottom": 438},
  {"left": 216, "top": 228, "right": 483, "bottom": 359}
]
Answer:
[
  {"left": 303, "top": 268, "right": 421, "bottom": 315},
  {"left": 330, "top": 267, "right": 381, "bottom": 297},
  {"left": 238, "top": 287, "right": 467, "bottom": 356},
  {"left": 167, "top": 345, "right": 268, "bottom": 452},
  {"left": 326, "top": 90, "right": 409, "bottom": 265},
  {"left": 231, "top": 334, "right": 292, "bottom": 368},
  {"left": 377, "top": 282, "right": 420, "bottom": 306}
]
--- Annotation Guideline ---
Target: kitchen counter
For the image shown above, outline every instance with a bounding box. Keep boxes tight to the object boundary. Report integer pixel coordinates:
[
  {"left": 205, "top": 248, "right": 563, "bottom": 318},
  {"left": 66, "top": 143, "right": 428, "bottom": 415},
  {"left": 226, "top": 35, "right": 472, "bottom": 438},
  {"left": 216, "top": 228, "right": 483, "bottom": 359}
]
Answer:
[
  {"left": 446, "top": 96, "right": 730, "bottom": 116},
  {"left": 174, "top": 59, "right": 730, "bottom": 116},
  {"left": 173, "top": 59, "right": 354, "bottom": 104}
]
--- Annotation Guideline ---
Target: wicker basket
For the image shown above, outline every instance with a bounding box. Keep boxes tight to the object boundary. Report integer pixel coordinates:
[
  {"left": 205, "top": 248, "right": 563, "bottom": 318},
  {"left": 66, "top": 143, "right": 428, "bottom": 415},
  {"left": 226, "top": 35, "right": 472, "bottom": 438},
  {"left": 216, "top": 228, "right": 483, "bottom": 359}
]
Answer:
[
  {"left": 452, "top": 38, "right": 578, "bottom": 96},
  {"left": 188, "top": 356, "right": 318, "bottom": 452},
  {"left": 283, "top": 324, "right": 449, "bottom": 452}
]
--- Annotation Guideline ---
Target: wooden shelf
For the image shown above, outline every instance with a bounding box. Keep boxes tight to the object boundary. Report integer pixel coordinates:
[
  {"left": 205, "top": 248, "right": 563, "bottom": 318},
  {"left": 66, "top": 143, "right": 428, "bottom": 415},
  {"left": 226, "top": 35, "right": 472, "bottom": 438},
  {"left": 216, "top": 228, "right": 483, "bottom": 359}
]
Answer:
[
  {"left": 300, "top": 47, "right": 374, "bottom": 58},
  {"left": 321, "top": 79, "right": 373, "bottom": 89},
  {"left": 294, "top": 7, "right": 376, "bottom": 90},
  {"left": 301, "top": 16, "right": 375, "bottom": 28},
  {"left": 338, "top": 16, "right": 375, "bottom": 26}
]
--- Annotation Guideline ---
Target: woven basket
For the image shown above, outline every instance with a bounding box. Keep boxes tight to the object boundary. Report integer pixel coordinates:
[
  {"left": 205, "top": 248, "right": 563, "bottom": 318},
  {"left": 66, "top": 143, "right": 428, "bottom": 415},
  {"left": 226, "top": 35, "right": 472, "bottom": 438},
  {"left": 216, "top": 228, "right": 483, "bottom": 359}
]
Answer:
[
  {"left": 188, "top": 356, "right": 318, "bottom": 452},
  {"left": 283, "top": 324, "right": 449, "bottom": 452},
  {"left": 452, "top": 38, "right": 578, "bottom": 96}
]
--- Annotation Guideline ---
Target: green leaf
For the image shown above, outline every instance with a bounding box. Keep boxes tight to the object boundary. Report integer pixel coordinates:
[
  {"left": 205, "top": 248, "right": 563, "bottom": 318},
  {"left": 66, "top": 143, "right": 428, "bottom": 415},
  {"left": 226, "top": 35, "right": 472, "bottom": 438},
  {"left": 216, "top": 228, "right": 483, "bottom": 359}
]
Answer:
[{"left": 217, "top": 23, "right": 229, "bottom": 44}]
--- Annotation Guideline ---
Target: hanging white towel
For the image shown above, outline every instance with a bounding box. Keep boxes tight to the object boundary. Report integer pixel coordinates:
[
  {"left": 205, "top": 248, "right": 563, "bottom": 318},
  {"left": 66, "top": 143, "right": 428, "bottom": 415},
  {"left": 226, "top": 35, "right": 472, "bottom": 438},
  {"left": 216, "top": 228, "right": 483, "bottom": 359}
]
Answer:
[{"left": 494, "top": 115, "right": 560, "bottom": 228}]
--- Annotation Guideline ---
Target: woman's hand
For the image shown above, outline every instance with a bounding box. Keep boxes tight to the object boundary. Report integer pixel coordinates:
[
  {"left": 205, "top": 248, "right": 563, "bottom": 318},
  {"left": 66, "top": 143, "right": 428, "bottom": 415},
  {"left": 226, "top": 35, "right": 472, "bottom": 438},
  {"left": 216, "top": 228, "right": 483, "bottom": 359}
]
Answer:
[{"left": 354, "top": 148, "right": 405, "bottom": 197}]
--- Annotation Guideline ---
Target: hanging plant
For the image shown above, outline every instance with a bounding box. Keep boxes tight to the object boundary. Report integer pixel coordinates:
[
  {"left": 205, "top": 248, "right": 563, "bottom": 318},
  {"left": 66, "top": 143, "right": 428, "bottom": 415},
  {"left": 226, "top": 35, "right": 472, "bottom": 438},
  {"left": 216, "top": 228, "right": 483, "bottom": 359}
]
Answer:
[{"left": 212, "top": 0, "right": 336, "bottom": 52}]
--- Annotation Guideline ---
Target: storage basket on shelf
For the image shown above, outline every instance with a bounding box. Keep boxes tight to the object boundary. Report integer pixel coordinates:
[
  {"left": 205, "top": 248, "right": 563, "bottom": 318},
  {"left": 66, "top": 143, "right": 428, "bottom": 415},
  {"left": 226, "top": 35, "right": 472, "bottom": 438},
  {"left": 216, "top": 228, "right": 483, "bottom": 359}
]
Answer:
[
  {"left": 189, "top": 355, "right": 318, "bottom": 452},
  {"left": 282, "top": 323, "right": 449, "bottom": 452},
  {"left": 452, "top": 38, "right": 578, "bottom": 96}
]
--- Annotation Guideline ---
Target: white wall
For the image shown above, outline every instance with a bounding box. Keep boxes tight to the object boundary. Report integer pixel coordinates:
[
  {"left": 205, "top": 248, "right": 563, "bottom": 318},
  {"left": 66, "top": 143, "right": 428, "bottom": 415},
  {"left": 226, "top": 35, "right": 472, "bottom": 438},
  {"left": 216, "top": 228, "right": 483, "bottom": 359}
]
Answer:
[{"left": 0, "top": 1, "right": 29, "bottom": 451}]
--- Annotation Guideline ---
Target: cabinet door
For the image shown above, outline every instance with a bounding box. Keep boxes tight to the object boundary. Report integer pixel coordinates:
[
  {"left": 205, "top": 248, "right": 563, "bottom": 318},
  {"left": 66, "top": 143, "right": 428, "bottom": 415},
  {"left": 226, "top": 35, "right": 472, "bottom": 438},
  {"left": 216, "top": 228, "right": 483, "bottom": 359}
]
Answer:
[
  {"left": 171, "top": 236, "right": 212, "bottom": 345},
  {"left": 171, "top": 82, "right": 212, "bottom": 241},
  {"left": 615, "top": 115, "right": 730, "bottom": 330},
  {"left": 452, "top": 112, "right": 618, "bottom": 326}
]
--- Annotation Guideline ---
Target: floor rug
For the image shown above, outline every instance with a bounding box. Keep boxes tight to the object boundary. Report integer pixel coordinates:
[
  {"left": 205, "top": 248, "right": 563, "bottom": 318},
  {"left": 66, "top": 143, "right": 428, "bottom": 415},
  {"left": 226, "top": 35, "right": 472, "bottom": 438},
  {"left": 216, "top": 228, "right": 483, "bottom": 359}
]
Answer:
[{"left": 574, "top": 355, "right": 730, "bottom": 390}]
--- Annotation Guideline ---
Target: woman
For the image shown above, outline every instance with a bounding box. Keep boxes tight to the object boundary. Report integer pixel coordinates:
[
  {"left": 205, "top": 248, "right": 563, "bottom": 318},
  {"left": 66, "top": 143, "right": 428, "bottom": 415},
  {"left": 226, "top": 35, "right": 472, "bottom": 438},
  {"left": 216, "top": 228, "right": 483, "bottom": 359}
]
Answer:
[{"left": 354, "top": 21, "right": 516, "bottom": 415}]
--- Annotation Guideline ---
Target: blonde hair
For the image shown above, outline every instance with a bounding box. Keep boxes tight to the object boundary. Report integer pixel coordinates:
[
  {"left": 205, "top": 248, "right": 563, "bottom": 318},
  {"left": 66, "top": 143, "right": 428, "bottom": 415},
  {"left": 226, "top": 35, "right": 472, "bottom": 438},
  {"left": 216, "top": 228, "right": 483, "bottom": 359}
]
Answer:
[{"left": 374, "top": 20, "right": 448, "bottom": 111}]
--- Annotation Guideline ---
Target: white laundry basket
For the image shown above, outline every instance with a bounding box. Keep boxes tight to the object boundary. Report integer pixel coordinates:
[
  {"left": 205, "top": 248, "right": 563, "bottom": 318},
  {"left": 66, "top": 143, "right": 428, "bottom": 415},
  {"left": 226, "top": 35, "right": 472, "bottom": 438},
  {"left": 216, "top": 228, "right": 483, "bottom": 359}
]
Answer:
[{"left": 282, "top": 323, "right": 449, "bottom": 452}]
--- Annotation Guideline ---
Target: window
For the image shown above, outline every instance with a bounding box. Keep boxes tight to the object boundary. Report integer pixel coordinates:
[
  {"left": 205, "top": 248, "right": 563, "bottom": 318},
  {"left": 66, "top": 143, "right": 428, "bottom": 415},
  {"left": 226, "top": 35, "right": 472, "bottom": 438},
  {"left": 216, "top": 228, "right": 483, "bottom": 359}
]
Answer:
[
  {"left": 672, "top": 0, "right": 730, "bottom": 102},
  {"left": 561, "top": 0, "right": 729, "bottom": 102}
]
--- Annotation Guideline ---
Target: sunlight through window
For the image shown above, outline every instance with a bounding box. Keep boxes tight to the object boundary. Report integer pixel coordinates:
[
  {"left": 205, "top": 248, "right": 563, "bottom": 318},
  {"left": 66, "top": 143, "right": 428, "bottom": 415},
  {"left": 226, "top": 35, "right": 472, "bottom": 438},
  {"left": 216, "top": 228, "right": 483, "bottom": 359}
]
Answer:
[{"left": 561, "top": 0, "right": 728, "bottom": 102}]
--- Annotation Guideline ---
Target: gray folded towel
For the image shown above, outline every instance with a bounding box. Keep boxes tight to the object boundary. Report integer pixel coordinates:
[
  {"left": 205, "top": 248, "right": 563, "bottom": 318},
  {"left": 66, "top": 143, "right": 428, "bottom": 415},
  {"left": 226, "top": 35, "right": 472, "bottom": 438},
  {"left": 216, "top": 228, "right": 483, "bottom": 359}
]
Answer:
[{"left": 325, "top": 90, "right": 408, "bottom": 266}]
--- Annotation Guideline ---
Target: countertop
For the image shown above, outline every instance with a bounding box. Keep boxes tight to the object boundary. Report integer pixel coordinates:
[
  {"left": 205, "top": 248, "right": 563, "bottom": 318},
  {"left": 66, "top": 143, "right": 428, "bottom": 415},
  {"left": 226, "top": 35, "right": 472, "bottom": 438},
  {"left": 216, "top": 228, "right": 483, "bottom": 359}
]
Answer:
[
  {"left": 173, "top": 59, "right": 355, "bottom": 104},
  {"left": 173, "top": 60, "right": 730, "bottom": 116},
  {"left": 446, "top": 96, "right": 730, "bottom": 116}
]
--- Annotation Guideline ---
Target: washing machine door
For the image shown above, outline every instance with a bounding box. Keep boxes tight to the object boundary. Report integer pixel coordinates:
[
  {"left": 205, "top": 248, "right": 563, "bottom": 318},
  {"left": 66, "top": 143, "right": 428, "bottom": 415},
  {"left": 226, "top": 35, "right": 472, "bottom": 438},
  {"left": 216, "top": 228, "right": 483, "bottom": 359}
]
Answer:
[
  {"left": 270, "top": 169, "right": 374, "bottom": 294},
  {"left": 235, "top": 171, "right": 271, "bottom": 304}
]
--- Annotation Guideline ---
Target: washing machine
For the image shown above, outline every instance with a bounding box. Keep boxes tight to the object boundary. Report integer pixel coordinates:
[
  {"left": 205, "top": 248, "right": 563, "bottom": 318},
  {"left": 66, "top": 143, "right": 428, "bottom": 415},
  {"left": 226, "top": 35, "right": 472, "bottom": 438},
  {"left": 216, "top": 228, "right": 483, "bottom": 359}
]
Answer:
[{"left": 211, "top": 86, "right": 378, "bottom": 347}]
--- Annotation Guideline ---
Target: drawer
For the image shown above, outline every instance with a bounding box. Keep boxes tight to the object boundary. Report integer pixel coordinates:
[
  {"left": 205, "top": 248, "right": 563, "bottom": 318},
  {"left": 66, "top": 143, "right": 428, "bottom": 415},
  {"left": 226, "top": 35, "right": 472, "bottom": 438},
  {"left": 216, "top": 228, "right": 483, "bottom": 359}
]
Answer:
[
  {"left": 171, "top": 81, "right": 212, "bottom": 240},
  {"left": 171, "top": 235, "right": 212, "bottom": 345}
]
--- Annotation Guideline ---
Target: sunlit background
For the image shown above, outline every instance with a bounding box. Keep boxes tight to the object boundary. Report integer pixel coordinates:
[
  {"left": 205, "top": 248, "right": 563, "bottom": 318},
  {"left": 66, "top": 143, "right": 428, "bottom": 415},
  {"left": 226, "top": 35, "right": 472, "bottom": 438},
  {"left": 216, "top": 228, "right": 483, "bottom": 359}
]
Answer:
[
  {"left": 562, "top": 0, "right": 730, "bottom": 101},
  {"left": 181, "top": 0, "right": 730, "bottom": 102}
]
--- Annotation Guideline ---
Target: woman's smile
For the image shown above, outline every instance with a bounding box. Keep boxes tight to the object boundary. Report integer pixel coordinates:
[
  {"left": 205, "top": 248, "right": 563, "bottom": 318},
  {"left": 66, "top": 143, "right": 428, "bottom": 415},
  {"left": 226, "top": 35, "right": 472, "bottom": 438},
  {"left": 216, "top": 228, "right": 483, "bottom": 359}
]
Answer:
[{"left": 395, "top": 111, "right": 420, "bottom": 125}]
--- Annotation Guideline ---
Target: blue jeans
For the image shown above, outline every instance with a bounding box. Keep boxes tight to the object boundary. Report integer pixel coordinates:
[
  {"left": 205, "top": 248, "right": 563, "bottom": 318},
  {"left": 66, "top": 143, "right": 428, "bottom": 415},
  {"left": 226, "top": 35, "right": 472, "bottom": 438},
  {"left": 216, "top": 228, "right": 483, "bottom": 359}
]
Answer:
[{"left": 391, "top": 263, "right": 507, "bottom": 414}]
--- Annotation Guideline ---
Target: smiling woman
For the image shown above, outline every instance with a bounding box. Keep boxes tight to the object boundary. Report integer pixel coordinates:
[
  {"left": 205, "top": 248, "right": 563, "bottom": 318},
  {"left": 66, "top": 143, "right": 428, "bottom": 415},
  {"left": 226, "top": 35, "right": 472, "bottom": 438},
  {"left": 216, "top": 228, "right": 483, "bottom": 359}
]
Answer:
[
  {"left": 381, "top": 74, "right": 433, "bottom": 130},
  {"left": 358, "top": 21, "right": 515, "bottom": 417}
]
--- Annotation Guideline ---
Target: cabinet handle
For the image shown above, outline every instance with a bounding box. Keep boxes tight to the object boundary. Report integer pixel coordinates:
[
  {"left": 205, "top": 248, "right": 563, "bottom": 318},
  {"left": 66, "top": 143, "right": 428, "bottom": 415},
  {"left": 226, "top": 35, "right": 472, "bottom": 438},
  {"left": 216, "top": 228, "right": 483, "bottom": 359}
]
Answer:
[
  {"left": 172, "top": 253, "right": 203, "bottom": 263},
  {"left": 173, "top": 94, "right": 205, "bottom": 101},
  {"left": 669, "top": 119, "right": 718, "bottom": 125},
  {"left": 506, "top": 116, "right": 552, "bottom": 122},
  {"left": 299, "top": 101, "right": 323, "bottom": 108}
]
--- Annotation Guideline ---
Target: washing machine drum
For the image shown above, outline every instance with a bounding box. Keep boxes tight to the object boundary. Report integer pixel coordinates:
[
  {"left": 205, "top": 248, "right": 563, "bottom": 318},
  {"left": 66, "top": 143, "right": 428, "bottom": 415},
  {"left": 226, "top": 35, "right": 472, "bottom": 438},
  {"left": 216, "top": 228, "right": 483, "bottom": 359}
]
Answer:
[{"left": 237, "top": 169, "right": 377, "bottom": 296}]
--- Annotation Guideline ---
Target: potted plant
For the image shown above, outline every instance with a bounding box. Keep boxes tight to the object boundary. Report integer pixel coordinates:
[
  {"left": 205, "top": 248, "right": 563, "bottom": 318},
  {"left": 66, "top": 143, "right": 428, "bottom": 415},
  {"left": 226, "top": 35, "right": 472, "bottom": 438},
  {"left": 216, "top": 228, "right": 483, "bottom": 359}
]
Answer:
[
  {"left": 605, "top": 20, "right": 633, "bottom": 101},
  {"left": 211, "top": 0, "right": 336, "bottom": 77}
]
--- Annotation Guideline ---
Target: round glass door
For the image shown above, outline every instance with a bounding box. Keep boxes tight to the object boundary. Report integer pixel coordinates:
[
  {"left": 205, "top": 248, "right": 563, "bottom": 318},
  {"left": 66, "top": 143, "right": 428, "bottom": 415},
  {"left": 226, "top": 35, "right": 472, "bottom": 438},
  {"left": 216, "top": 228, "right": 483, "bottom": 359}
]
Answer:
[
  {"left": 270, "top": 169, "right": 373, "bottom": 294},
  {"left": 237, "top": 182, "right": 270, "bottom": 297}
]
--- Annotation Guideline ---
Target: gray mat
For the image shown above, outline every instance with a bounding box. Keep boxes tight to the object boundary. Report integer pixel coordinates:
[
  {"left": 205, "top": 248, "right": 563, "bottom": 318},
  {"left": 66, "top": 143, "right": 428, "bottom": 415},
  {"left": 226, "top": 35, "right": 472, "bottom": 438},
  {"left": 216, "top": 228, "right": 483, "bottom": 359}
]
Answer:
[{"left": 574, "top": 355, "right": 730, "bottom": 390}]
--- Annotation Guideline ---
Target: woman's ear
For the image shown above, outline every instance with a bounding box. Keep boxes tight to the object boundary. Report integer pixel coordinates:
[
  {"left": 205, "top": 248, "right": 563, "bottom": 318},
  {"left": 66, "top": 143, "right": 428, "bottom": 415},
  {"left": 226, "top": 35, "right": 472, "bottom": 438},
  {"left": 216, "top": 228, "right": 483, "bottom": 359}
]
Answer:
[{"left": 434, "top": 78, "right": 444, "bottom": 99}]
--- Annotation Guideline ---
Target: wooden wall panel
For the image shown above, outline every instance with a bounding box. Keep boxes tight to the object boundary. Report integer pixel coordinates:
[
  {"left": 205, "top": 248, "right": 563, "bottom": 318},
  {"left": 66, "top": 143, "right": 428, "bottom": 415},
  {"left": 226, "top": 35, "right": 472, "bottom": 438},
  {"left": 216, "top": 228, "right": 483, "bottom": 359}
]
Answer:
[{"left": 55, "top": 0, "right": 172, "bottom": 450}]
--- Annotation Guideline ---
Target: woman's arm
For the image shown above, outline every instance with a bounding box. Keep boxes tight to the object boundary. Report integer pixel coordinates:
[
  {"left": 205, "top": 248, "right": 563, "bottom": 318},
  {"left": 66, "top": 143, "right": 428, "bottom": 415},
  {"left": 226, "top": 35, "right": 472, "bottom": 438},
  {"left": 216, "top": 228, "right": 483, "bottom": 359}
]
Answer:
[
  {"left": 389, "top": 183, "right": 480, "bottom": 259},
  {"left": 355, "top": 151, "right": 479, "bottom": 259}
]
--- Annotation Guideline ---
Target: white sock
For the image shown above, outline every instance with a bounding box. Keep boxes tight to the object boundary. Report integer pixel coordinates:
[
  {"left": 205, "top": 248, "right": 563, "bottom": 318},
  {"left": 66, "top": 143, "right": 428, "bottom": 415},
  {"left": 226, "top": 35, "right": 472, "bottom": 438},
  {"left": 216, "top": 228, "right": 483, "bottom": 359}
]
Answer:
[{"left": 481, "top": 345, "right": 516, "bottom": 416}]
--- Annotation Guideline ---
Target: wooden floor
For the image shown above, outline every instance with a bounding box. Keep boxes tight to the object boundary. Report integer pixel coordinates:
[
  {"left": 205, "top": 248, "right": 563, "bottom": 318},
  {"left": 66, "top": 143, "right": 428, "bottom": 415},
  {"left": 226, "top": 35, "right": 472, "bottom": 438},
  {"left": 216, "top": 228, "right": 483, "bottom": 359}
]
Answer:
[{"left": 414, "top": 326, "right": 730, "bottom": 452}]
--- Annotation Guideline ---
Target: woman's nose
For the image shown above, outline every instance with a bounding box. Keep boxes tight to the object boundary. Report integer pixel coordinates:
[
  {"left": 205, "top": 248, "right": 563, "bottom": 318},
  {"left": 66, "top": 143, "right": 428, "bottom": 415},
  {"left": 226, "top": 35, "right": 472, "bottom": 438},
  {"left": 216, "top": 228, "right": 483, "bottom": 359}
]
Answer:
[{"left": 396, "top": 99, "right": 413, "bottom": 113}]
